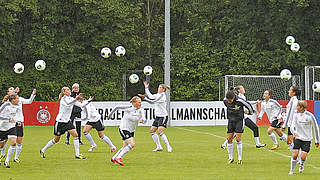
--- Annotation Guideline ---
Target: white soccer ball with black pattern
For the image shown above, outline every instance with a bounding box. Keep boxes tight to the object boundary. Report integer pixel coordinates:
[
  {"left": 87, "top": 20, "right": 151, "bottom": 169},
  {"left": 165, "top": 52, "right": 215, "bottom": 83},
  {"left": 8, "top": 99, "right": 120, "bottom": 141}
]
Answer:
[
  {"left": 280, "top": 69, "right": 291, "bottom": 81},
  {"left": 115, "top": 46, "right": 126, "bottom": 57},
  {"left": 143, "top": 65, "right": 153, "bottom": 75},
  {"left": 285, "top": 35, "right": 295, "bottom": 45},
  {"left": 35, "top": 60, "right": 46, "bottom": 71},
  {"left": 129, "top": 74, "right": 139, "bottom": 84},
  {"left": 14, "top": 63, "right": 24, "bottom": 74},
  {"left": 312, "top": 82, "right": 320, "bottom": 93},
  {"left": 101, "top": 47, "right": 111, "bottom": 58},
  {"left": 290, "top": 43, "right": 300, "bottom": 52}
]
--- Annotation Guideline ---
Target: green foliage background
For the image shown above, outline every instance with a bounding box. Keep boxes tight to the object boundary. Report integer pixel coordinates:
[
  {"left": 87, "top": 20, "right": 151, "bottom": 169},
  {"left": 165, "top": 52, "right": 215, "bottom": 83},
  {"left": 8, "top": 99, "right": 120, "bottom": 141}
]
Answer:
[{"left": 0, "top": 0, "right": 319, "bottom": 101}]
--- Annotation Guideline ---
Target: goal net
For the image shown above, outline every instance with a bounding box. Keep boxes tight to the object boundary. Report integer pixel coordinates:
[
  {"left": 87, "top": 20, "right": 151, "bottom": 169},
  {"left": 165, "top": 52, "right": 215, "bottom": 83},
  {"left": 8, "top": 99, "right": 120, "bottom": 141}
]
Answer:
[
  {"left": 305, "top": 66, "right": 320, "bottom": 100},
  {"left": 225, "top": 75, "right": 301, "bottom": 101}
]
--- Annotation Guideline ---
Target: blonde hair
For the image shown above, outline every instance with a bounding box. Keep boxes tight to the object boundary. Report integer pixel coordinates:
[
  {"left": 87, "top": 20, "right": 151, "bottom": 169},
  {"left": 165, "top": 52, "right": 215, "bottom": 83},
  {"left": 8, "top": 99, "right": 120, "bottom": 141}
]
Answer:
[
  {"left": 2, "top": 95, "right": 9, "bottom": 103},
  {"left": 130, "top": 96, "right": 141, "bottom": 103},
  {"left": 58, "top": 87, "right": 69, "bottom": 101},
  {"left": 72, "top": 83, "right": 79, "bottom": 88},
  {"left": 160, "top": 84, "right": 171, "bottom": 92},
  {"left": 298, "top": 100, "right": 307, "bottom": 109}
]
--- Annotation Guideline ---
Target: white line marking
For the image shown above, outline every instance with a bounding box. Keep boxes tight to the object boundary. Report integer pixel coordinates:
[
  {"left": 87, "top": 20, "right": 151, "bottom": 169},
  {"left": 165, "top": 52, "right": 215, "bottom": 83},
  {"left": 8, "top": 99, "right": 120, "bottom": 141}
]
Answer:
[{"left": 174, "top": 127, "right": 320, "bottom": 170}]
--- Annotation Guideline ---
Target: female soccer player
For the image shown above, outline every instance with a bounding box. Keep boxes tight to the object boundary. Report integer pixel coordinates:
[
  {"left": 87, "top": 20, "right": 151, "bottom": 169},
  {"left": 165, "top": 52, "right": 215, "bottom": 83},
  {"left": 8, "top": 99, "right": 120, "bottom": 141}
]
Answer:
[
  {"left": 138, "top": 82, "right": 172, "bottom": 152},
  {"left": 0, "top": 94, "right": 20, "bottom": 168},
  {"left": 223, "top": 88, "right": 254, "bottom": 164},
  {"left": 40, "top": 87, "right": 93, "bottom": 160},
  {"left": 288, "top": 100, "right": 319, "bottom": 175},
  {"left": 108, "top": 96, "right": 146, "bottom": 166},
  {"left": 80, "top": 95, "right": 116, "bottom": 152},
  {"left": 221, "top": 85, "right": 265, "bottom": 149},
  {"left": 258, "top": 89, "right": 287, "bottom": 150},
  {"left": 282, "top": 86, "right": 301, "bottom": 152}
]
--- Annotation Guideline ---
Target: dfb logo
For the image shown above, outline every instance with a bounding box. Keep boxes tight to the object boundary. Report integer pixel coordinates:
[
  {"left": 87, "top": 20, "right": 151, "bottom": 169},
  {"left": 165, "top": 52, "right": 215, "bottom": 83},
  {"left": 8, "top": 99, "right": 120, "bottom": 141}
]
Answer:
[{"left": 37, "top": 106, "right": 51, "bottom": 124}]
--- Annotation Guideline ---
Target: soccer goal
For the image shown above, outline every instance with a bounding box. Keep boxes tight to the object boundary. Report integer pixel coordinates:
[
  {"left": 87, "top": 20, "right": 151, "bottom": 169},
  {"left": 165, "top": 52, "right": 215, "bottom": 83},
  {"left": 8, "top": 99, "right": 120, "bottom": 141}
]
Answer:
[
  {"left": 305, "top": 66, "right": 320, "bottom": 100},
  {"left": 225, "top": 75, "right": 301, "bottom": 101}
]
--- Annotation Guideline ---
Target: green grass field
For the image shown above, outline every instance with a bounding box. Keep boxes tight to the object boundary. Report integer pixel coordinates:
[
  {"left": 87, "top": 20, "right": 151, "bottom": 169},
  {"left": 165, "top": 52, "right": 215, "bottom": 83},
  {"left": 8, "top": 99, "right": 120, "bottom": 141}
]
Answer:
[{"left": 1, "top": 125, "right": 320, "bottom": 180}]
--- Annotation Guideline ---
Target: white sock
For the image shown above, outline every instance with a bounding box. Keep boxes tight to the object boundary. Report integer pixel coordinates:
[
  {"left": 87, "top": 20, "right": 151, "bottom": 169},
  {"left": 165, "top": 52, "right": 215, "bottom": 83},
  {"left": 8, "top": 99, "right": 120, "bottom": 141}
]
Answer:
[
  {"left": 1, "top": 141, "right": 7, "bottom": 156},
  {"left": 112, "top": 147, "right": 123, "bottom": 160},
  {"left": 5, "top": 145, "right": 16, "bottom": 162},
  {"left": 289, "top": 143, "right": 294, "bottom": 153},
  {"left": 227, "top": 142, "right": 233, "bottom": 160},
  {"left": 237, "top": 141, "right": 243, "bottom": 161},
  {"left": 298, "top": 149, "right": 302, "bottom": 162},
  {"left": 118, "top": 145, "right": 132, "bottom": 158},
  {"left": 160, "top": 133, "right": 171, "bottom": 148},
  {"left": 14, "top": 143, "right": 22, "bottom": 160},
  {"left": 280, "top": 134, "right": 288, "bottom": 142},
  {"left": 269, "top": 133, "right": 278, "bottom": 145},
  {"left": 290, "top": 157, "right": 297, "bottom": 172},
  {"left": 151, "top": 133, "right": 162, "bottom": 149},
  {"left": 101, "top": 135, "right": 115, "bottom": 148},
  {"left": 254, "top": 137, "right": 260, "bottom": 146},
  {"left": 73, "top": 137, "right": 80, "bottom": 156},
  {"left": 84, "top": 133, "right": 96, "bottom": 147},
  {"left": 41, "top": 139, "right": 56, "bottom": 152},
  {"left": 222, "top": 138, "right": 228, "bottom": 147}
]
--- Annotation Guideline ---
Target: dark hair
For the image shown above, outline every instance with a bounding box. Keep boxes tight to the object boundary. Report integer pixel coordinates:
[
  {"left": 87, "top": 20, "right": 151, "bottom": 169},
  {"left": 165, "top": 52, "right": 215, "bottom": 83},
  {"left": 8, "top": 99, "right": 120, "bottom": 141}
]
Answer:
[
  {"left": 291, "top": 86, "right": 301, "bottom": 97},
  {"left": 8, "top": 93, "right": 18, "bottom": 102},
  {"left": 226, "top": 90, "right": 235, "bottom": 99},
  {"left": 266, "top": 89, "right": 274, "bottom": 97}
]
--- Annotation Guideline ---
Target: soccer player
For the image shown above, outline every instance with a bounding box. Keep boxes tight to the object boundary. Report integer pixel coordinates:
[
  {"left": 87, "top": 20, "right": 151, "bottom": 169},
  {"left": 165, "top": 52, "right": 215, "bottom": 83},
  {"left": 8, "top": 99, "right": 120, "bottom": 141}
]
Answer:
[
  {"left": 0, "top": 94, "right": 20, "bottom": 168},
  {"left": 288, "top": 100, "right": 319, "bottom": 175},
  {"left": 138, "top": 82, "right": 172, "bottom": 152},
  {"left": 221, "top": 85, "right": 265, "bottom": 149},
  {"left": 108, "top": 96, "right": 146, "bottom": 166},
  {"left": 40, "top": 87, "right": 93, "bottom": 160},
  {"left": 66, "top": 83, "right": 83, "bottom": 145},
  {"left": 80, "top": 95, "right": 116, "bottom": 152},
  {"left": 223, "top": 88, "right": 254, "bottom": 164},
  {"left": 258, "top": 89, "right": 287, "bottom": 150},
  {"left": 282, "top": 86, "right": 301, "bottom": 153}
]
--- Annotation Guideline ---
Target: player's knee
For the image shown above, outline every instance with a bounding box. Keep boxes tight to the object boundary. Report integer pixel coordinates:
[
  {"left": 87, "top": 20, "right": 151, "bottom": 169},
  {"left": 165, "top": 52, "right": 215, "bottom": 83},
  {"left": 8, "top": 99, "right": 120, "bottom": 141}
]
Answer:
[{"left": 130, "top": 142, "right": 135, "bottom": 148}]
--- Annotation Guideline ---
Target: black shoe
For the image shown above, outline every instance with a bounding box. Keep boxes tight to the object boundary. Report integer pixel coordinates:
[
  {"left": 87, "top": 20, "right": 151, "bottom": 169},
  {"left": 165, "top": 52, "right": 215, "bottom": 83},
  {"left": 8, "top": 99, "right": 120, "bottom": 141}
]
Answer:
[
  {"left": 4, "top": 161, "right": 10, "bottom": 168},
  {"left": 40, "top": 150, "right": 46, "bottom": 159},
  {"left": 65, "top": 141, "right": 70, "bottom": 145},
  {"left": 79, "top": 141, "right": 84, "bottom": 145}
]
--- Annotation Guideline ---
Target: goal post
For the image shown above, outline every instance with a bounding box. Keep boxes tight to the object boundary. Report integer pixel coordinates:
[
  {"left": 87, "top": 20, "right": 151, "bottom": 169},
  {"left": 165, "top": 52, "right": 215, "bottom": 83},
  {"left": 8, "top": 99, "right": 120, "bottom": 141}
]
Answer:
[
  {"left": 225, "top": 75, "right": 301, "bottom": 101},
  {"left": 305, "top": 66, "right": 320, "bottom": 100}
]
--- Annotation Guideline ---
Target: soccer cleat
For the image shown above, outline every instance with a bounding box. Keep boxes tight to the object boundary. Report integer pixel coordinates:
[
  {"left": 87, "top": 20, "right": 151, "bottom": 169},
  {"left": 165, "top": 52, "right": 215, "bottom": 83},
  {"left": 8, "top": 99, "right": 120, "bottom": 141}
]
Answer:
[
  {"left": 221, "top": 145, "right": 226, "bottom": 149},
  {"left": 227, "top": 159, "right": 234, "bottom": 164},
  {"left": 152, "top": 148, "right": 163, "bottom": 152},
  {"left": 299, "top": 165, "right": 304, "bottom": 173},
  {"left": 65, "top": 141, "right": 70, "bottom": 146},
  {"left": 288, "top": 171, "right": 294, "bottom": 175},
  {"left": 110, "top": 147, "right": 116, "bottom": 153},
  {"left": 13, "top": 158, "right": 21, "bottom": 163},
  {"left": 40, "top": 150, "right": 46, "bottom": 159},
  {"left": 237, "top": 160, "right": 242, "bottom": 164},
  {"left": 115, "top": 158, "right": 124, "bottom": 166},
  {"left": 79, "top": 141, "right": 84, "bottom": 145},
  {"left": 4, "top": 161, "right": 10, "bottom": 168},
  {"left": 75, "top": 154, "right": 86, "bottom": 159},
  {"left": 111, "top": 158, "right": 116, "bottom": 164},
  {"left": 271, "top": 144, "right": 280, "bottom": 150},
  {"left": 167, "top": 146, "right": 173, "bottom": 153},
  {"left": 88, "top": 145, "right": 97, "bottom": 152},
  {"left": 256, "top": 143, "right": 266, "bottom": 148}
]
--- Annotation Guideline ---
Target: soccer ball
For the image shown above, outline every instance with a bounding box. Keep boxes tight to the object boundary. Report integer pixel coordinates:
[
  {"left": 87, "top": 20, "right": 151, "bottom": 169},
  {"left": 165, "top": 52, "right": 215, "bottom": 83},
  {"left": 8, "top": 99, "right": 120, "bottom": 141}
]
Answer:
[
  {"left": 143, "top": 65, "right": 153, "bottom": 75},
  {"left": 280, "top": 69, "right": 292, "bottom": 81},
  {"left": 35, "top": 60, "right": 46, "bottom": 71},
  {"left": 14, "top": 63, "right": 24, "bottom": 74},
  {"left": 129, "top": 74, "right": 139, "bottom": 84},
  {"left": 115, "top": 46, "right": 126, "bottom": 57},
  {"left": 285, "top": 35, "right": 295, "bottom": 45},
  {"left": 101, "top": 47, "right": 111, "bottom": 58},
  {"left": 290, "top": 43, "right": 300, "bottom": 52},
  {"left": 312, "top": 82, "right": 320, "bottom": 93}
]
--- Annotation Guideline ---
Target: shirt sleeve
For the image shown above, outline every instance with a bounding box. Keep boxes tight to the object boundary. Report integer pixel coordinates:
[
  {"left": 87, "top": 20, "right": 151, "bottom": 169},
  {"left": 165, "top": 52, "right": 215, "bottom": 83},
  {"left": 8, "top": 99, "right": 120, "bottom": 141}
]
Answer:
[
  {"left": 19, "top": 93, "right": 36, "bottom": 104},
  {"left": 108, "top": 105, "right": 132, "bottom": 119},
  {"left": 310, "top": 113, "right": 320, "bottom": 144},
  {"left": 144, "top": 93, "right": 165, "bottom": 104},
  {"left": 145, "top": 88, "right": 156, "bottom": 99}
]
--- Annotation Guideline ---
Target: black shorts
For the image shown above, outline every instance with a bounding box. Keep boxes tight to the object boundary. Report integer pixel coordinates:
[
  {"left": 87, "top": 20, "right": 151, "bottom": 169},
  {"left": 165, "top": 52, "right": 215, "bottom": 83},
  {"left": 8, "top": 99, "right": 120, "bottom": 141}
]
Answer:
[
  {"left": 227, "top": 119, "right": 244, "bottom": 133},
  {"left": 152, "top": 116, "right": 168, "bottom": 128},
  {"left": 270, "top": 119, "right": 282, "bottom": 128},
  {"left": 0, "top": 127, "right": 17, "bottom": 142},
  {"left": 119, "top": 128, "right": 134, "bottom": 141},
  {"left": 86, "top": 120, "right": 104, "bottom": 131},
  {"left": 54, "top": 121, "right": 75, "bottom": 136},
  {"left": 16, "top": 122, "right": 24, "bottom": 137},
  {"left": 288, "top": 127, "right": 293, "bottom": 135},
  {"left": 293, "top": 139, "right": 311, "bottom": 153}
]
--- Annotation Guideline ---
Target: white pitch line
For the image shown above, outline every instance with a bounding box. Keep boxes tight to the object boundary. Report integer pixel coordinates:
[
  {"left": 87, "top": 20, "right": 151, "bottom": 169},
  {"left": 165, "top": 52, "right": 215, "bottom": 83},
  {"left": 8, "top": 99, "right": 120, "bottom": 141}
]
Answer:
[{"left": 174, "top": 127, "right": 320, "bottom": 170}]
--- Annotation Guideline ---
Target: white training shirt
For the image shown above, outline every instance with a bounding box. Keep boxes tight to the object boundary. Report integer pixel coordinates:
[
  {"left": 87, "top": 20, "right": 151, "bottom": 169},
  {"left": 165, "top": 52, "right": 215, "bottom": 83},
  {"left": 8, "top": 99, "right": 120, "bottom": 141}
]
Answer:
[
  {"left": 238, "top": 93, "right": 257, "bottom": 123},
  {"left": 282, "top": 96, "right": 298, "bottom": 128},
  {"left": 55, "top": 95, "right": 89, "bottom": 123},
  {"left": 145, "top": 88, "right": 168, "bottom": 117},
  {"left": 16, "top": 94, "right": 36, "bottom": 123},
  {"left": 291, "top": 110, "right": 319, "bottom": 143},
  {"left": 108, "top": 105, "right": 146, "bottom": 132},
  {"left": 258, "top": 99, "right": 282, "bottom": 123},
  {"left": 0, "top": 102, "right": 20, "bottom": 131},
  {"left": 81, "top": 103, "right": 101, "bottom": 122}
]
